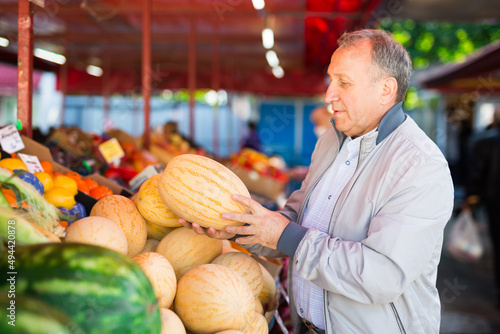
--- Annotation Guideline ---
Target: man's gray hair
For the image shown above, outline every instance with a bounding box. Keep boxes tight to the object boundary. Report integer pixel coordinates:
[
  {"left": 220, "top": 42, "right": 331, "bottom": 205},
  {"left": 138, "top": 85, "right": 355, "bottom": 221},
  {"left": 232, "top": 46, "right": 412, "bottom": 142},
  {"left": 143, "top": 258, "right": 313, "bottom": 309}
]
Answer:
[{"left": 338, "top": 29, "right": 412, "bottom": 103}]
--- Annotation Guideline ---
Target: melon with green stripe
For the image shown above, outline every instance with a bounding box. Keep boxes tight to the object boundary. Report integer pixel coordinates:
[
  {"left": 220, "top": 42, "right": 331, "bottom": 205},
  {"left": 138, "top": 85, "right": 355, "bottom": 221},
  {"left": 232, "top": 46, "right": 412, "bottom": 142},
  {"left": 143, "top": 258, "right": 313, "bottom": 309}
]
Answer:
[
  {"left": 0, "top": 243, "right": 161, "bottom": 334},
  {"left": 158, "top": 154, "right": 251, "bottom": 231}
]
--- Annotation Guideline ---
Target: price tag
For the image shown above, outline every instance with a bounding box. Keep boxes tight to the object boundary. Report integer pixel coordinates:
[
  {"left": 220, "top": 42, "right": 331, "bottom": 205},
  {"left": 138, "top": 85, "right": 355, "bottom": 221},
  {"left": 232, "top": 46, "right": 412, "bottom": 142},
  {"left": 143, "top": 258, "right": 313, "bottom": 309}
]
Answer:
[
  {"left": 129, "top": 165, "right": 159, "bottom": 191},
  {"left": 0, "top": 125, "right": 25, "bottom": 153},
  {"left": 98, "top": 138, "right": 125, "bottom": 164},
  {"left": 18, "top": 153, "right": 44, "bottom": 173}
]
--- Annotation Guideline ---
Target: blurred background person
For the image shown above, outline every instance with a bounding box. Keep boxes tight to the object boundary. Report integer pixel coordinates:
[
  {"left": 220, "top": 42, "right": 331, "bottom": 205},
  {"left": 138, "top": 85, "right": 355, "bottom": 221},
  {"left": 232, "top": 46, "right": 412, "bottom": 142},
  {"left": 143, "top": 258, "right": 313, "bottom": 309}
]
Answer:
[
  {"left": 240, "top": 121, "right": 262, "bottom": 152},
  {"left": 464, "top": 104, "right": 500, "bottom": 308}
]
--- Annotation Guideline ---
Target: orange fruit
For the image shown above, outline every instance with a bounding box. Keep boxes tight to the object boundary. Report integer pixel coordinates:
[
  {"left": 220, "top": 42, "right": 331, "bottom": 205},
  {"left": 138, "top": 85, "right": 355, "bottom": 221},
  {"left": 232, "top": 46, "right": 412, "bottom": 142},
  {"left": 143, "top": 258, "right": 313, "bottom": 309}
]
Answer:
[{"left": 40, "top": 160, "right": 54, "bottom": 174}]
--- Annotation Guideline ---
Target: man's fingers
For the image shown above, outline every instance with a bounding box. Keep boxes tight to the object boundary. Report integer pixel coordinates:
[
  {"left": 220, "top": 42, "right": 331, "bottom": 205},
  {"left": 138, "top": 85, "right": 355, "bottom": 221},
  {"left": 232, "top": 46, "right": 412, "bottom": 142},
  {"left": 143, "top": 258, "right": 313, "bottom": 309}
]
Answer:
[
  {"left": 226, "top": 224, "right": 254, "bottom": 236},
  {"left": 179, "top": 218, "right": 193, "bottom": 229},
  {"left": 222, "top": 212, "right": 254, "bottom": 224},
  {"left": 232, "top": 194, "right": 262, "bottom": 213},
  {"left": 234, "top": 234, "right": 257, "bottom": 245},
  {"left": 191, "top": 223, "right": 209, "bottom": 235}
]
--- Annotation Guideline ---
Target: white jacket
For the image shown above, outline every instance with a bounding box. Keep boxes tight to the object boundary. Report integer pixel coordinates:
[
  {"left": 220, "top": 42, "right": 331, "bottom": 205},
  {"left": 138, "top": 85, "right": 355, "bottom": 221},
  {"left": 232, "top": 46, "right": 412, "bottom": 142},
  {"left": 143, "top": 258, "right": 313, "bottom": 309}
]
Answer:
[{"left": 247, "top": 102, "right": 454, "bottom": 334}]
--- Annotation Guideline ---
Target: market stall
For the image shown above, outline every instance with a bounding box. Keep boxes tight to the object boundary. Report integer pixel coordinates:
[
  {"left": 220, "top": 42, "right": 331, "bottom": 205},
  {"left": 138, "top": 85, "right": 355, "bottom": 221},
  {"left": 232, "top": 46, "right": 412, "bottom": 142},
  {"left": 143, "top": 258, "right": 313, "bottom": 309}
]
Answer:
[{"left": 0, "top": 0, "right": 391, "bottom": 333}]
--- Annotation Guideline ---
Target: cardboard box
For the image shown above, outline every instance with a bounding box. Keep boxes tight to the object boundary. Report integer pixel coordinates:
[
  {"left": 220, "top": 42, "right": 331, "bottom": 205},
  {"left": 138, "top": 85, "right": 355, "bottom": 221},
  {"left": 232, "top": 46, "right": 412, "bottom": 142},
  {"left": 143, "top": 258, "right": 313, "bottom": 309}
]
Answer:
[
  {"left": 226, "top": 164, "right": 286, "bottom": 201},
  {"left": 19, "top": 135, "right": 72, "bottom": 174},
  {"left": 19, "top": 136, "right": 133, "bottom": 213}
]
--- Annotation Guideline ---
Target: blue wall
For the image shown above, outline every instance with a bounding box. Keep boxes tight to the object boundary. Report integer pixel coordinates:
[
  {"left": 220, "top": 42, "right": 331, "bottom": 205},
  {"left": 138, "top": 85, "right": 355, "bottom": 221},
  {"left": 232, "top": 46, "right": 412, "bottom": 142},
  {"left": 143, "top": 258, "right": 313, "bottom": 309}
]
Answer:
[{"left": 258, "top": 102, "right": 321, "bottom": 167}]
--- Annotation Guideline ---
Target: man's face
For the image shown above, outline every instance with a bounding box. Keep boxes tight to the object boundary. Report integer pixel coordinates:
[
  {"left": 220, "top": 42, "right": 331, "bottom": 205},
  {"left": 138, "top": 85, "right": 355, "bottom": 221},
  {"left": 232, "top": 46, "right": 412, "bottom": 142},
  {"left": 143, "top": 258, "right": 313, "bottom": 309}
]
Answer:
[{"left": 324, "top": 40, "right": 387, "bottom": 138}]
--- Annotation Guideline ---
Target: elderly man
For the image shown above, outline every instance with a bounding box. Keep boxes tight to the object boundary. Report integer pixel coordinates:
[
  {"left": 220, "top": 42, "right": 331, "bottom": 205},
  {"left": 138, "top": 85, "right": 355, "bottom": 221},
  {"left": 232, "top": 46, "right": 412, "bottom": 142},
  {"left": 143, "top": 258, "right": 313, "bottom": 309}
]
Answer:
[{"left": 182, "top": 29, "right": 454, "bottom": 334}]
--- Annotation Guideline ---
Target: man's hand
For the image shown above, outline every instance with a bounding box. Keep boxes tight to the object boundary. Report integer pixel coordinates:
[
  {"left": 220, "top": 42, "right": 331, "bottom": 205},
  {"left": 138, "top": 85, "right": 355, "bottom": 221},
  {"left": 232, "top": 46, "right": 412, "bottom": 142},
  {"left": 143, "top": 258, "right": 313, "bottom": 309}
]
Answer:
[
  {"left": 222, "top": 194, "right": 290, "bottom": 249},
  {"left": 178, "top": 218, "right": 235, "bottom": 240}
]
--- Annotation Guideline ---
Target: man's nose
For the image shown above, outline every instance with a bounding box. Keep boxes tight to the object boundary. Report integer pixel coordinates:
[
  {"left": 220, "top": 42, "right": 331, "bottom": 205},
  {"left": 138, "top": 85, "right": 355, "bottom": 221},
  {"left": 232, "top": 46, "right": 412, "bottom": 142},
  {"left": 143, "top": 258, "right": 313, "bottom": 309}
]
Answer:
[{"left": 324, "top": 84, "right": 340, "bottom": 104}]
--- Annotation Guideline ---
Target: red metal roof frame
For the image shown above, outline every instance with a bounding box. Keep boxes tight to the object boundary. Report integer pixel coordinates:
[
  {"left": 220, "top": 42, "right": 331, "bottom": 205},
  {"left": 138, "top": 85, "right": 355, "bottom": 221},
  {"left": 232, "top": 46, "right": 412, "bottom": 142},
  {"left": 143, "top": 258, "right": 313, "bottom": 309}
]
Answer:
[{"left": 0, "top": 0, "right": 383, "bottom": 97}]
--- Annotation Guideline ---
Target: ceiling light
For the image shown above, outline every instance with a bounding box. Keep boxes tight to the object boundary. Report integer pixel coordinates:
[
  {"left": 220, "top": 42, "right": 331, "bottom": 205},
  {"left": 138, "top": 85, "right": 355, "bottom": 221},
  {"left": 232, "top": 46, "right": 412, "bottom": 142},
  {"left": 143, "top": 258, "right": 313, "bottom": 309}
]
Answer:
[
  {"left": 272, "top": 66, "right": 284, "bottom": 79},
  {"left": 262, "top": 28, "right": 274, "bottom": 49},
  {"left": 34, "top": 48, "right": 66, "bottom": 65},
  {"left": 252, "top": 0, "right": 265, "bottom": 10},
  {"left": 86, "top": 65, "right": 103, "bottom": 77},
  {"left": 0, "top": 37, "right": 9, "bottom": 47},
  {"left": 265, "top": 50, "right": 279, "bottom": 68},
  {"left": 205, "top": 90, "right": 218, "bottom": 106}
]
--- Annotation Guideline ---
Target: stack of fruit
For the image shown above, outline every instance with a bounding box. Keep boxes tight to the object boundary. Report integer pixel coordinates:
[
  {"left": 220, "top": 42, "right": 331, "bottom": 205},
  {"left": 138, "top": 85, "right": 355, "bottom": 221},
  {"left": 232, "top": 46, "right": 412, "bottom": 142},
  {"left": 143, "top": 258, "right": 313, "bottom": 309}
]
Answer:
[
  {"left": 0, "top": 156, "right": 116, "bottom": 227},
  {"left": 1, "top": 154, "right": 279, "bottom": 334},
  {"left": 230, "top": 148, "right": 288, "bottom": 183}
]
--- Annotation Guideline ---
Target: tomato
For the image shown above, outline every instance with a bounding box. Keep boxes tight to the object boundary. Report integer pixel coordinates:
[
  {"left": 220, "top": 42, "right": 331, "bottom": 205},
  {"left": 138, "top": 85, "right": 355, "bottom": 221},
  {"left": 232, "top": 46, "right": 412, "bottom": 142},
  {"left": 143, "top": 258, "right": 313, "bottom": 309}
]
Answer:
[
  {"left": 65, "top": 171, "right": 82, "bottom": 181},
  {"left": 40, "top": 160, "right": 54, "bottom": 174},
  {"left": 90, "top": 185, "right": 113, "bottom": 199},
  {"left": 76, "top": 179, "right": 89, "bottom": 194},
  {"left": 83, "top": 178, "right": 99, "bottom": 191},
  {"left": 52, "top": 175, "right": 78, "bottom": 196},
  {"left": 44, "top": 187, "right": 76, "bottom": 209}
]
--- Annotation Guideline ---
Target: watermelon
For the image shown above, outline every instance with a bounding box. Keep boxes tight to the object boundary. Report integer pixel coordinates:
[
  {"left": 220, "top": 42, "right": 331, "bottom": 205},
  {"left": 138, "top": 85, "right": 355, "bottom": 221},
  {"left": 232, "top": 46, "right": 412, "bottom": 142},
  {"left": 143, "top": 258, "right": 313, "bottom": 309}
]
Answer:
[
  {"left": 0, "top": 294, "right": 85, "bottom": 334},
  {"left": 0, "top": 243, "right": 161, "bottom": 334}
]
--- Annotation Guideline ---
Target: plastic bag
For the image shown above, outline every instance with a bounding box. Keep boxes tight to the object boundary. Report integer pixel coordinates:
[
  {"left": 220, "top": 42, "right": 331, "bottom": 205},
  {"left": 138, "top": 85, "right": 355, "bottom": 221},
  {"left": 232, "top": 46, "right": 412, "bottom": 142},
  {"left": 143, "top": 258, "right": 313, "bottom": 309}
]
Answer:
[{"left": 446, "top": 210, "right": 483, "bottom": 261}]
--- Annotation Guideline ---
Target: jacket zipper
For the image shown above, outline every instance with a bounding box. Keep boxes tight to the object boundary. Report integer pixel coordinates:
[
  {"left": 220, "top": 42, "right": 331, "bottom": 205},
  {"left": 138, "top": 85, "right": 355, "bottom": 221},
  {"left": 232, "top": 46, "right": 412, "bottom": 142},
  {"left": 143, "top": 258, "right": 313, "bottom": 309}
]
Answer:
[{"left": 390, "top": 302, "right": 407, "bottom": 334}]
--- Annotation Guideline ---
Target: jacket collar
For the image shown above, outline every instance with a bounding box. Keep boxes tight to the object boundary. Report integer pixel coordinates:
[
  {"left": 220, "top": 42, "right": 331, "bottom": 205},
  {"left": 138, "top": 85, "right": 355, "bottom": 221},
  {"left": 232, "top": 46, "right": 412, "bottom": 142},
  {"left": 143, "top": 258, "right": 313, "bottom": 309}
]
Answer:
[
  {"left": 376, "top": 101, "right": 405, "bottom": 145},
  {"left": 329, "top": 101, "right": 405, "bottom": 147}
]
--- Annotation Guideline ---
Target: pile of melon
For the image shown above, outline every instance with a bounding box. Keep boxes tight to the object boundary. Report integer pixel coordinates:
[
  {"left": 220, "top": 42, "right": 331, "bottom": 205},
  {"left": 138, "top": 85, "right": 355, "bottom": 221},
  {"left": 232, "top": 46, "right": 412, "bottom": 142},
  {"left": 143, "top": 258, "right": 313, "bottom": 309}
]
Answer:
[{"left": 63, "top": 154, "right": 278, "bottom": 334}]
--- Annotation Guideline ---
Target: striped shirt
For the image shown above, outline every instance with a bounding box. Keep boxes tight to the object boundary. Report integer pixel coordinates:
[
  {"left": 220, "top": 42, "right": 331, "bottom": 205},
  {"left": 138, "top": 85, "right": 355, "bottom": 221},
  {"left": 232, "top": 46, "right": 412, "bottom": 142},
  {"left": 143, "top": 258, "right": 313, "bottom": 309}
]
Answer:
[{"left": 292, "top": 128, "right": 378, "bottom": 329}]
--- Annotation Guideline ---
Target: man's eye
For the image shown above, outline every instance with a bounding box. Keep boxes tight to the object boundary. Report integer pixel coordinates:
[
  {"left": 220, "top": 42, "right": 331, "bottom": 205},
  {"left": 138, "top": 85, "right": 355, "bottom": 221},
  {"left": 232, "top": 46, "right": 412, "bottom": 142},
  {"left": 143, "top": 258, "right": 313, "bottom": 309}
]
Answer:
[{"left": 340, "top": 81, "right": 348, "bottom": 86}]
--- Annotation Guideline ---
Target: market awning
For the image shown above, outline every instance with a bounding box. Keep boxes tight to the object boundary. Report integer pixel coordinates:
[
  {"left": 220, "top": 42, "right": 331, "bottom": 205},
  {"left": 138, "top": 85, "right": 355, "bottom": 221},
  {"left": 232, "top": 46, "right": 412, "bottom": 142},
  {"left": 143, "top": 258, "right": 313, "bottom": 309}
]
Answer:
[
  {"left": 0, "top": 0, "right": 384, "bottom": 96},
  {"left": 417, "top": 40, "right": 500, "bottom": 93}
]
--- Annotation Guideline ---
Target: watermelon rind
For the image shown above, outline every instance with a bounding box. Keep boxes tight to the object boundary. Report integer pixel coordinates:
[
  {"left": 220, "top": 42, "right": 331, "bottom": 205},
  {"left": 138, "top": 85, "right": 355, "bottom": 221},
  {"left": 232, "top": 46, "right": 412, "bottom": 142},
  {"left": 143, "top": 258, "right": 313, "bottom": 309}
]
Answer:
[
  {"left": 0, "top": 294, "right": 85, "bottom": 334},
  {"left": 0, "top": 243, "right": 161, "bottom": 334}
]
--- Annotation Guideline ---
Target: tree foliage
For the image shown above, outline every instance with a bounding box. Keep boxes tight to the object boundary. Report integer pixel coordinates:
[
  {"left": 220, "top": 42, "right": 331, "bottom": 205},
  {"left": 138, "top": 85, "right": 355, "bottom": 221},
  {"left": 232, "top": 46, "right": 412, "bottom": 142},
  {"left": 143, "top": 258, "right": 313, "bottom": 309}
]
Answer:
[{"left": 379, "top": 19, "right": 500, "bottom": 69}]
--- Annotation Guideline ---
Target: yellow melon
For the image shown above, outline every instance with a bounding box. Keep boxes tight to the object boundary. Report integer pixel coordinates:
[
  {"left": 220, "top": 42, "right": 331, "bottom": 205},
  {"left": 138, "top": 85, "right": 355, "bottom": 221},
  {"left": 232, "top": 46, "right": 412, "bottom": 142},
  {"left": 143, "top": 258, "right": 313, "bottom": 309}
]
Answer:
[
  {"left": 133, "top": 252, "right": 177, "bottom": 308},
  {"left": 146, "top": 219, "right": 177, "bottom": 241},
  {"left": 158, "top": 154, "right": 251, "bottom": 231},
  {"left": 135, "top": 174, "right": 182, "bottom": 227},
  {"left": 160, "top": 308, "right": 186, "bottom": 334},
  {"left": 255, "top": 297, "right": 264, "bottom": 314},
  {"left": 258, "top": 264, "right": 277, "bottom": 307},
  {"left": 141, "top": 238, "right": 159, "bottom": 253},
  {"left": 242, "top": 312, "right": 268, "bottom": 334},
  {"left": 212, "top": 252, "right": 263, "bottom": 298},
  {"left": 174, "top": 264, "right": 255, "bottom": 333},
  {"left": 90, "top": 195, "right": 147, "bottom": 257},
  {"left": 65, "top": 216, "right": 128, "bottom": 255},
  {"left": 156, "top": 227, "right": 222, "bottom": 281},
  {"left": 215, "top": 331, "right": 244, "bottom": 334}
]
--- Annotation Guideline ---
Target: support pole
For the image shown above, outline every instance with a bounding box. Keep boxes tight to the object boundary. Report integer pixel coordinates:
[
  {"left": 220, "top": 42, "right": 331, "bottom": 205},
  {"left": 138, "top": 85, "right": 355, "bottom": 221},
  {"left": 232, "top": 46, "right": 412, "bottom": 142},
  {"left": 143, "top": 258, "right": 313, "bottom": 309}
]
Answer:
[
  {"left": 17, "top": 0, "right": 34, "bottom": 138},
  {"left": 59, "top": 56, "right": 68, "bottom": 127},
  {"left": 103, "top": 53, "right": 111, "bottom": 129},
  {"left": 142, "top": 0, "right": 152, "bottom": 149},
  {"left": 188, "top": 17, "right": 196, "bottom": 142},
  {"left": 212, "top": 22, "right": 220, "bottom": 157}
]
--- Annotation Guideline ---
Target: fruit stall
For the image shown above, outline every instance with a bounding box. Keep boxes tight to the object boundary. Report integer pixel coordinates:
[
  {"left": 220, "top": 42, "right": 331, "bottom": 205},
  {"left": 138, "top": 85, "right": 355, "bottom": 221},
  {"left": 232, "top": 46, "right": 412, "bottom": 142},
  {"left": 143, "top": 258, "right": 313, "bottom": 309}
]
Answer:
[
  {"left": 0, "top": 0, "right": 389, "bottom": 332},
  {"left": 0, "top": 133, "right": 284, "bottom": 334}
]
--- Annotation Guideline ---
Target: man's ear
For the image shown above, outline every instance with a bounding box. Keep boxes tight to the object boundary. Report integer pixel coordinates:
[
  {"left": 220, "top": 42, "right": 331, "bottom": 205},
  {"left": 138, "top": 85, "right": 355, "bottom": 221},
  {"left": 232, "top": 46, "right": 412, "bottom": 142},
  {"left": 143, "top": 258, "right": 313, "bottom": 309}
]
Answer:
[{"left": 380, "top": 77, "right": 398, "bottom": 105}]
